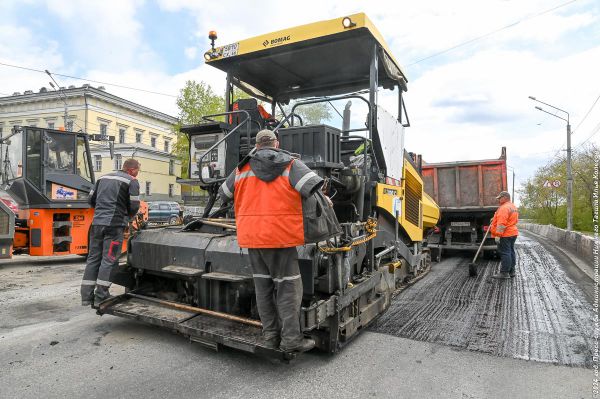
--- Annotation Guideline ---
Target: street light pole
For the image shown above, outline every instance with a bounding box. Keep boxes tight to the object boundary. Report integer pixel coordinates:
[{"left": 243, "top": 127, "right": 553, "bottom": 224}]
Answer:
[
  {"left": 529, "top": 96, "right": 573, "bottom": 231},
  {"left": 45, "top": 70, "right": 69, "bottom": 130},
  {"left": 566, "top": 122, "right": 572, "bottom": 231},
  {"left": 512, "top": 169, "right": 515, "bottom": 201},
  {"left": 507, "top": 166, "right": 516, "bottom": 201}
]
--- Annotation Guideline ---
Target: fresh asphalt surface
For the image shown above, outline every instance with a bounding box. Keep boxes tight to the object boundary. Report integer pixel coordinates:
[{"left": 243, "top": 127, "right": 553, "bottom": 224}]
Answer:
[{"left": 0, "top": 234, "right": 595, "bottom": 399}]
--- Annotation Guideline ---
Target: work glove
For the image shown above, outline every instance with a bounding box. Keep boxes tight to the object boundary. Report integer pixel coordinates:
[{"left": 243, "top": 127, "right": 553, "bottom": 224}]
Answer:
[{"left": 495, "top": 237, "right": 500, "bottom": 244}]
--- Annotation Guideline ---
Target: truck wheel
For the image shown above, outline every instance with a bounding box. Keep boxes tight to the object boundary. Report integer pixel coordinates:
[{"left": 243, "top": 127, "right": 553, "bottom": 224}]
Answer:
[{"left": 168, "top": 215, "right": 179, "bottom": 225}]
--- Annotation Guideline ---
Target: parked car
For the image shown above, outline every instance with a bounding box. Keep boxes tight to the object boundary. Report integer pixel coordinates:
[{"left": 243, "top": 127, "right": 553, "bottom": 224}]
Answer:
[{"left": 147, "top": 201, "right": 182, "bottom": 224}]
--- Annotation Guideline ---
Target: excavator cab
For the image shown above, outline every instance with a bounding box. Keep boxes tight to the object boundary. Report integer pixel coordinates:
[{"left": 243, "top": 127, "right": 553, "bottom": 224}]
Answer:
[{"left": 0, "top": 126, "right": 96, "bottom": 257}]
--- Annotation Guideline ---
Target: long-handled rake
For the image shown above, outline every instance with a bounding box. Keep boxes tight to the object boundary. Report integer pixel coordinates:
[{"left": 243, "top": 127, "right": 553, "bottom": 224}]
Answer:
[{"left": 468, "top": 218, "right": 494, "bottom": 277}]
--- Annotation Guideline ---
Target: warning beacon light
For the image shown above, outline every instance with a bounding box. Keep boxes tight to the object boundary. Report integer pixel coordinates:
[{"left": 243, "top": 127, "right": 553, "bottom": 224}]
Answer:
[{"left": 204, "top": 30, "right": 219, "bottom": 61}]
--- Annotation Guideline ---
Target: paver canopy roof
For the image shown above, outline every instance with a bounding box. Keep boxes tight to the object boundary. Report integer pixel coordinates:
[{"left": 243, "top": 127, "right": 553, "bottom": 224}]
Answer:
[{"left": 206, "top": 13, "right": 408, "bottom": 103}]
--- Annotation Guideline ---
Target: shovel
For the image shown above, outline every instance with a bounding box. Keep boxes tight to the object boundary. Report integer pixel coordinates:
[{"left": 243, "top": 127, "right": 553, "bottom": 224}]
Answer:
[{"left": 468, "top": 218, "right": 494, "bottom": 277}]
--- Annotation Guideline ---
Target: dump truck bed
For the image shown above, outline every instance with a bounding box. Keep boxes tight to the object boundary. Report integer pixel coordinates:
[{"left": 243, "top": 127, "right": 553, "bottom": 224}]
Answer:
[
  {"left": 421, "top": 147, "right": 507, "bottom": 211},
  {"left": 421, "top": 148, "right": 507, "bottom": 257}
]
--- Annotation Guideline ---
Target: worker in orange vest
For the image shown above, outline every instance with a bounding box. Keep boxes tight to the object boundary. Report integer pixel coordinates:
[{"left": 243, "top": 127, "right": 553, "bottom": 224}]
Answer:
[
  {"left": 490, "top": 191, "right": 519, "bottom": 279},
  {"left": 219, "top": 129, "right": 323, "bottom": 352}
]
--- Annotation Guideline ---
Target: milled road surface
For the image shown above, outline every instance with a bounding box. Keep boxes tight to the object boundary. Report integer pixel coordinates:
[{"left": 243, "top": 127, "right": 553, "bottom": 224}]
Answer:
[
  {"left": 373, "top": 233, "right": 596, "bottom": 367},
  {"left": 0, "top": 233, "right": 595, "bottom": 399}
]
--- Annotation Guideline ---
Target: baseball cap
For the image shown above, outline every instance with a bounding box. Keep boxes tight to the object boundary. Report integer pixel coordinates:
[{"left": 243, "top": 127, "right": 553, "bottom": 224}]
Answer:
[
  {"left": 496, "top": 191, "right": 510, "bottom": 199},
  {"left": 255, "top": 129, "right": 277, "bottom": 144}
]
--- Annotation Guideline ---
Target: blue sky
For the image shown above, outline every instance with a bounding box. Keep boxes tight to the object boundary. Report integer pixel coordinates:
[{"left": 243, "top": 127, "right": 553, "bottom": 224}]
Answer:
[{"left": 1, "top": 0, "right": 599, "bottom": 199}]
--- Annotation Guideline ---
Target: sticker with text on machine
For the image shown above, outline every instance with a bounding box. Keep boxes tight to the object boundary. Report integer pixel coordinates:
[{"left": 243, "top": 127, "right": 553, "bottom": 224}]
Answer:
[{"left": 393, "top": 197, "right": 402, "bottom": 218}]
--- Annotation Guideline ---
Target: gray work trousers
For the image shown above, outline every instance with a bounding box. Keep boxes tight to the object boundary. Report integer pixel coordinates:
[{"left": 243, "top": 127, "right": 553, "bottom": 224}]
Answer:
[
  {"left": 81, "top": 225, "right": 124, "bottom": 301},
  {"left": 248, "top": 247, "right": 304, "bottom": 348}
]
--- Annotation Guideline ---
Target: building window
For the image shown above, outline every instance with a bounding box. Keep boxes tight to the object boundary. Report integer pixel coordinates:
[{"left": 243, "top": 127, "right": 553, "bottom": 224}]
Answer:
[
  {"left": 48, "top": 122, "right": 55, "bottom": 129},
  {"left": 169, "top": 184, "right": 174, "bottom": 198},
  {"left": 94, "top": 155, "right": 102, "bottom": 172},
  {"left": 136, "top": 131, "right": 142, "bottom": 143},
  {"left": 114, "top": 154, "right": 122, "bottom": 170},
  {"left": 169, "top": 160, "right": 175, "bottom": 175},
  {"left": 150, "top": 136, "right": 157, "bottom": 148},
  {"left": 145, "top": 181, "right": 151, "bottom": 196},
  {"left": 66, "top": 121, "right": 73, "bottom": 131},
  {"left": 119, "top": 128, "right": 125, "bottom": 144},
  {"left": 100, "top": 124, "right": 107, "bottom": 136},
  {"left": 164, "top": 140, "right": 170, "bottom": 153}
]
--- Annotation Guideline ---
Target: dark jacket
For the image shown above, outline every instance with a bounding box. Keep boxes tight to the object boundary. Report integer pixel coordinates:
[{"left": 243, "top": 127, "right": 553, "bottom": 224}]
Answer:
[{"left": 89, "top": 170, "right": 140, "bottom": 226}]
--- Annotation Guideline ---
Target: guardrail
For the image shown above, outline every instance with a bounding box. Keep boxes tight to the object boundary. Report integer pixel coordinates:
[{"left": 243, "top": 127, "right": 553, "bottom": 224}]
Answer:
[{"left": 519, "top": 222, "right": 596, "bottom": 263}]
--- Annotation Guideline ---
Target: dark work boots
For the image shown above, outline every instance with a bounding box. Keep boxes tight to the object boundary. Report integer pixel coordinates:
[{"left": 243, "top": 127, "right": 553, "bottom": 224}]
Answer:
[
  {"left": 280, "top": 338, "right": 316, "bottom": 353},
  {"left": 263, "top": 336, "right": 281, "bottom": 350}
]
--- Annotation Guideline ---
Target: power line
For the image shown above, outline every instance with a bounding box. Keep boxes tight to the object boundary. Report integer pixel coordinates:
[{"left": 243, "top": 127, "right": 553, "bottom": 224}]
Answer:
[
  {"left": 573, "top": 120, "right": 600, "bottom": 149},
  {"left": 0, "top": 61, "right": 178, "bottom": 98},
  {"left": 407, "top": 0, "right": 579, "bottom": 67},
  {"left": 572, "top": 91, "right": 600, "bottom": 134}
]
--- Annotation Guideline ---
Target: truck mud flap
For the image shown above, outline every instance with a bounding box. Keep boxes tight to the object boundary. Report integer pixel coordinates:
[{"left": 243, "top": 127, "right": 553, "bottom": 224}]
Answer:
[{"left": 97, "top": 293, "right": 296, "bottom": 361}]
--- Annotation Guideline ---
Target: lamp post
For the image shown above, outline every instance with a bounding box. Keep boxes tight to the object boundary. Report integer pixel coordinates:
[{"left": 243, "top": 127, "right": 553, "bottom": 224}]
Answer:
[
  {"left": 507, "top": 166, "right": 515, "bottom": 201},
  {"left": 529, "top": 96, "right": 572, "bottom": 231},
  {"left": 46, "top": 69, "right": 69, "bottom": 130}
]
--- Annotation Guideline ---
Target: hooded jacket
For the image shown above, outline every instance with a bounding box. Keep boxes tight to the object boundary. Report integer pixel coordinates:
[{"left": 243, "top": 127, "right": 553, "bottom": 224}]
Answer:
[{"left": 219, "top": 148, "right": 323, "bottom": 248}]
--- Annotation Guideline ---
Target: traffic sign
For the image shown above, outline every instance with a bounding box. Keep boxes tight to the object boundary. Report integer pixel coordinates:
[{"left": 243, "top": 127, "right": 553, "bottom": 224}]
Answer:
[{"left": 542, "top": 180, "right": 561, "bottom": 188}]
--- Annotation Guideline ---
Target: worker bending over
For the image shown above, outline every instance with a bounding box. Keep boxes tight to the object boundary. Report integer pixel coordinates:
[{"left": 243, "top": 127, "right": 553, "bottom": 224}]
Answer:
[
  {"left": 490, "top": 191, "right": 519, "bottom": 279},
  {"left": 81, "top": 158, "right": 141, "bottom": 307},
  {"left": 219, "top": 129, "right": 323, "bottom": 352}
]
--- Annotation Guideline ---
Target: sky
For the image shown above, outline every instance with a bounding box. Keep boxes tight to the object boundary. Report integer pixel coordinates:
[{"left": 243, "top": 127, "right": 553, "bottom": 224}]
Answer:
[{"left": 1, "top": 0, "right": 599, "bottom": 199}]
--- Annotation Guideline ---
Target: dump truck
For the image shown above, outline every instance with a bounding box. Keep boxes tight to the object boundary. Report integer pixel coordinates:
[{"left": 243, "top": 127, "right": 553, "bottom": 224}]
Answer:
[
  {"left": 98, "top": 13, "right": 440, "bottom": 360},
  {"left": 421, "top": 147, "right": 507, "bottom": 262}
]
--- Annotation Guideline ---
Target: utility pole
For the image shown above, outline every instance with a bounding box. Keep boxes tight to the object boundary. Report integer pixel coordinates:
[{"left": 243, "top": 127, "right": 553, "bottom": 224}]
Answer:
[
  {"left": 45, "top": 70, "right": 69, "bottom": 130},
  {"left": 529, "top": 96, "right": 573, "bottom": 231},
  {"left": 507, "top": 166, "right": 515, "bottom": 203},
  {"left": 511, "top": 169, "right": 515, "bottom": 201},
  {"left": 566, "top": 122, "right": 572, "bottom": 231}
]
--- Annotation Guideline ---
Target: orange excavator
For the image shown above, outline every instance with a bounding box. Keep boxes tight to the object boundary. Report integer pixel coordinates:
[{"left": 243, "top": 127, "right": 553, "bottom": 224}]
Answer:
[{"left": 0, "top": 126, "right": 146, "bottom": 259}]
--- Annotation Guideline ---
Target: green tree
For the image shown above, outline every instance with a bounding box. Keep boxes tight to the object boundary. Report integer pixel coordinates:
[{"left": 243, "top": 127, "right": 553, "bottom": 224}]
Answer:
[
  {"left": 277, "top": 102, "right": 332, "bottom": 125},
  {"left": 518, "top": 143, "right": 599, "bottom": 231},
  {"left": 172, "top": 80, "right": 224, "bottom": 178}
]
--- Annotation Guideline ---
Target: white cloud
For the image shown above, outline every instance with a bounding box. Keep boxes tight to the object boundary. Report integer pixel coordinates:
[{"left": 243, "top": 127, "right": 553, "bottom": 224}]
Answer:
[
  {"left": 0, "top": 0, "right": 598, "bottom": 193},
  {"left": 184, "top": 46, "right": 198, "bottom": 60}
]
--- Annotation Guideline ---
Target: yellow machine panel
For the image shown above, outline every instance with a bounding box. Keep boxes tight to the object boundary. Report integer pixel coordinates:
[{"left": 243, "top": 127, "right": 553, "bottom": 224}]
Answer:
[
  {"left": 376, "top": 159, "right": 440, "bottom": 243},
  {"left": 206, "top": 13, "right": 404, "bottom": 74},
  {"left": 422, "top": 192, "right": 440, "bottom": 230}
]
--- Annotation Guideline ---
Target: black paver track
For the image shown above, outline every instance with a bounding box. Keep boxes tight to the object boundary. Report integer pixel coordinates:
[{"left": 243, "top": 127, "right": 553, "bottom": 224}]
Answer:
[{"left": 372, "top": 235, "right": 595, "bottom": 367}]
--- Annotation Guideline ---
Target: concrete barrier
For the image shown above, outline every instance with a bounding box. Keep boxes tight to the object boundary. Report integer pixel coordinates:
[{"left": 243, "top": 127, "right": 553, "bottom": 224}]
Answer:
[{"left": 519, "top": 223, "right": 595, "bottom": 263}]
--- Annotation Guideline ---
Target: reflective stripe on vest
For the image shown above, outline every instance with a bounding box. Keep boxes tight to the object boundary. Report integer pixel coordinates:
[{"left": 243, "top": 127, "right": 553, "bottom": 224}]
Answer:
[{"left": 234, "top": 162, "right": 304, "bottom": 248}]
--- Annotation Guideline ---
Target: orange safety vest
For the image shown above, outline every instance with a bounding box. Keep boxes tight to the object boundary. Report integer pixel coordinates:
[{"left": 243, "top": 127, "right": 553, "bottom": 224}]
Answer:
[
  {"left": 234, "top": 162, "right": 304, "bottom": 248},
  {"left": 490, "top": 201, "right": 519, "bottom": 237}
]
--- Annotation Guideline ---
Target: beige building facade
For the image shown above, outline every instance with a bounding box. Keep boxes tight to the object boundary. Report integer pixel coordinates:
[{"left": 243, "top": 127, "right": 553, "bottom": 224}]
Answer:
[{"left": 0, "top": 85, "right": 181, "bottom": 201}]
